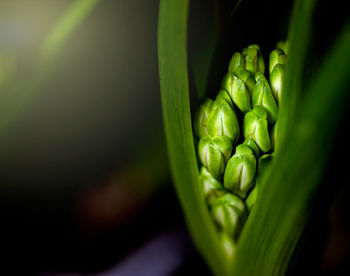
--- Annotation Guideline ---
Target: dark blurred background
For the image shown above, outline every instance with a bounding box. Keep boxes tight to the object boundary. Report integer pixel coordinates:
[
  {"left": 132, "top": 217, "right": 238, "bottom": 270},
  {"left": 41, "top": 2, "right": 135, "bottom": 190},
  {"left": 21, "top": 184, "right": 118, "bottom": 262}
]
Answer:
[{"left": 0, "top": 0, "right": 349, "bottom": 275}]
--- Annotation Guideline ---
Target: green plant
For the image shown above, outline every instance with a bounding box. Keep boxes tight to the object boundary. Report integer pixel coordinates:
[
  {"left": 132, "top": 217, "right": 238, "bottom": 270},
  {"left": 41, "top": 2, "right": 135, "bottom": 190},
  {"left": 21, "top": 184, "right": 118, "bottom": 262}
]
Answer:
[{"left": 158, "top": 0, "right": 350, "bottom": 275}]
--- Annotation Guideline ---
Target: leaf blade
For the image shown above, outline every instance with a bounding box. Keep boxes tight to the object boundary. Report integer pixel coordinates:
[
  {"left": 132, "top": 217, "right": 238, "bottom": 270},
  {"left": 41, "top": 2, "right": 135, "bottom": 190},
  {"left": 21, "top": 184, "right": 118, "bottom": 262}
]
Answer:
[
  {"left": 232, "top": 17, "right": 350, "bottom": 276},
  {"left": 158, "top": 0, "right": 228, "bottom": 275},
  {"left": 277, "top": 0, "right": 316, "bottom": 151}
]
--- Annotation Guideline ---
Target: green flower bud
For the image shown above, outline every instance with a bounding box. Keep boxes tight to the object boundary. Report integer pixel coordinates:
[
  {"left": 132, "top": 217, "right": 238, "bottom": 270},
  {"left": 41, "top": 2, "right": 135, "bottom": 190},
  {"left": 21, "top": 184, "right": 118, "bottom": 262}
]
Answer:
[
  {"left": 252, "top": 72, "right": 278, "bottom": 124},
  {"left": 224, "top": 144, "right": 256, "bottom": 198},
  {"left": 221, "top": 72, "right": 251, "bottom": 113},
  {"left": 245, "top": 185, "right": 257, "bottom": 211},
  {"left": 270, "top": 64, "right": 285, "bottom": 105},
  {"left": 276, "top": 40, "right": 289, "bottom": 54},
  {"left": 269, "top": 48, "right": 287, "bottom": 74},
  {"left": 243, "top": 106, "right": 271, "bottom": 153},
  {"left": 235, "top": 68, "right": 256, "bottom": 93},
  {"left": 200, "top": 166, "right": 227, "bottom": 205},
  {"left": 198, "top": 135, "right": 233, "bottom": 178},
  {"left": 211, "top": 193, "right": 247, "bottom": 238},
  {"left": 270, "top": 121, "right": 279, "bottom": 151},
  {"left": 215, "top": 89, "right": 233, "bottom": 107},
  {"left": 228, "top": 52, "right": 244, "bottom": 73},
  {"left": 194, "top": 98, "right": 213, "bottom": 138},
  {"left": 207, "top": 97, "right": 240, "bottom": 142},
  {"left": 219, "top": 231, "right": 235, "bottom": 257},
  {"left": 242, "top": 138, "right": 259, "bottom": 159},
  {"left": 242, "top": 44, "right": 265, "bottom": 75}
]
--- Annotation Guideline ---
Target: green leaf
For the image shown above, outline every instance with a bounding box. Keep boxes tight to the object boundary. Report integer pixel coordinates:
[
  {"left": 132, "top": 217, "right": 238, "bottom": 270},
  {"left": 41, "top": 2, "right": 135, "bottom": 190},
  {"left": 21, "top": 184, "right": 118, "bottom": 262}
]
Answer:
[
  {"left": 277, "top": 0, "right": 316, "bottom": 152},
  {"left": 231, "top": 17, "right": 350, "bottom": 276},
  {"left": 158, "top": 0, "right": 229, "bottom": 275}
]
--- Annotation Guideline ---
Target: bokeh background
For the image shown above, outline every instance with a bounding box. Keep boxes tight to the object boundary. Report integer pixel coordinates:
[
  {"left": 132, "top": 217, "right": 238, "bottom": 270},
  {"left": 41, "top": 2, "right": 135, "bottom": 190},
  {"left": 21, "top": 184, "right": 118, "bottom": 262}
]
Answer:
[{"left": 0, "top": 0, "right": 349, "bottom": 275}]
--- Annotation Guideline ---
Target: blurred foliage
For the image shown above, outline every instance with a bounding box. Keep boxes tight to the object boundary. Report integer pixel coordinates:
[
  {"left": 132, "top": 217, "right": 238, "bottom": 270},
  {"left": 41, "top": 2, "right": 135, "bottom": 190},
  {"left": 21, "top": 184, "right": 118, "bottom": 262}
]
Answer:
[{"left": 0, "top": 0, "right": 101, "bottom": 133}]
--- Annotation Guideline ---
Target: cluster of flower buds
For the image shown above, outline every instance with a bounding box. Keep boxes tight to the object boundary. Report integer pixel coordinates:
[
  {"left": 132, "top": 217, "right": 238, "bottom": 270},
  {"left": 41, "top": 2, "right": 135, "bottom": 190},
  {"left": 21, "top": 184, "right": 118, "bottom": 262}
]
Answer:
[{"left": 194, "top": 42, "right": 287, "bottom": 255}]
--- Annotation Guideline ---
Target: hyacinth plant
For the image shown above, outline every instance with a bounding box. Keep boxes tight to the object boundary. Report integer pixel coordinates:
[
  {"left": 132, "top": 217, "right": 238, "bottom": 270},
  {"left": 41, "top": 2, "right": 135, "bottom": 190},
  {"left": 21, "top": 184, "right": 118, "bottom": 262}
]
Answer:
[{"left": 158, "top": 0, "right": 350, "bottom": 275}]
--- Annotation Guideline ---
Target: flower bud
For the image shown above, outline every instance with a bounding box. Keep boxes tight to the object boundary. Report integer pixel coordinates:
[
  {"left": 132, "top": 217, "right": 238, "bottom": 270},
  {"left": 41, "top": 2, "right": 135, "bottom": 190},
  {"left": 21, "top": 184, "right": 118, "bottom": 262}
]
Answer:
[
  {"left": 252, "top": 72, "right": 278, "bottom": 124},
  {"left": 235, "top": 68, "right": 256, "bottom": 93},
  {"left": 224, "top": 144, "right": 256, "bottom": 198},
  {"left": 207, "top": 95, "right": 240, "bottom": 142},
  {"left": 270, "top": 64, "right": 285, "bottom": 105},
  {"left": 200, "top": 166, "right": 227, "bottom": 205},
  {"left": 221, "top": 72, "right": 251, "bottom": 113},
  {"left": 243, "top": 105, "right": 271, "bottom": 153},
  {"left": 269, "top": 48, "right": 287, "bottom": 74},
  {"left": 211, "top": 193, "right": 247, "bottom": 238},
  {"left": 276, "top": 40, "right": 289, "bottom": 54},
  {"left": 228, "top": 52, "right": 244, "bottom": 73},
  {"left": 242, "top": 138, "right": 259, "bottom": 158},
  {"left": 215, "top": 89, "right": 233, "bottom": 107},
  {"left": 194, "top": 98, "right": 213, "bottom": 138},
  {"left": 242, "top": 44, "right": 265, "bottom": 75},
  {"left": 198, "top": 135, "right": 233, "bottom": 178}
]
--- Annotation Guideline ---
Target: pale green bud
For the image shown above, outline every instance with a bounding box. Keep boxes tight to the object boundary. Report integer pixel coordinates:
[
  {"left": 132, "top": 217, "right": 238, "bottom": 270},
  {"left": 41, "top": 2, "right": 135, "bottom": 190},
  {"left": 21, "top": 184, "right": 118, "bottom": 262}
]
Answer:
[
  {"left": 276, "top": 40, "right": 289, "bottom": 54},
  {"left": 215, "top": 89, "right": 233, "bottom": 107},
  {"left": 219, "top": 231, "right": 235, "bottom": 257},
  {"left": 245, "top": 185, "right": 257, "bottom": 211},
  {"left": 228, "top": 52, "right": 244, "bottom": 73},
  {"left": 221, "top": 72, "right": 251, "bottom": 113},
  {"left": 269, "top": 48, "right": 287, "bottom": 74},
  {"left": 242, "top": 44, "right": 265, "bottom": 75},
  {"left": 211, "top": 193, "right": 247, "bottom": 238},
  {"left": 224, "top": 144, "right": 256, "bottom": 198},
  {"left": 198, "top": 135, "right": 233, "bottom": 178},
  {"left": 243, "top": 106, "right": 271, "bottom": 153},
  {"left": 200, "top": 166, "right": 227, "bottom": 205},
  {"left": 252, "top": 72, "right": 278, "bottom": 124},
  {"left": 242, "top": 138, "right": 259, "bottom": 159},
  {"left": 207, "top": 97, "right": 240, "bottom": 142},
  {"left": 194, "top": 98, "right": 213, "bottom": 138},
  {"left": 270, "top": 64, "right": 285, "bottom": 105},
  {"left": 235, "top": 68, "right": 256, "bottom": 93}
]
